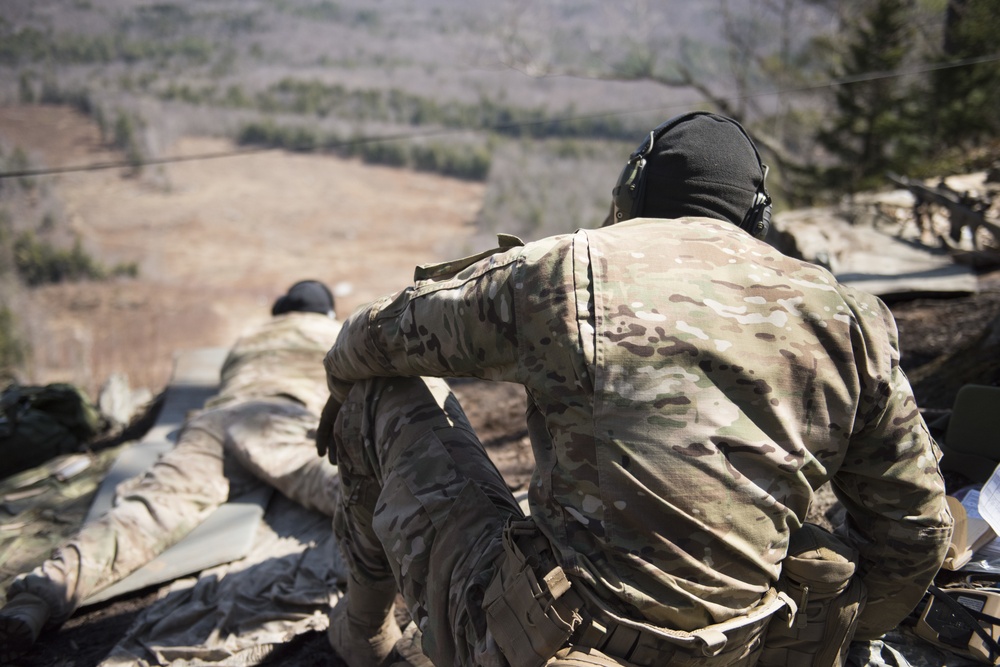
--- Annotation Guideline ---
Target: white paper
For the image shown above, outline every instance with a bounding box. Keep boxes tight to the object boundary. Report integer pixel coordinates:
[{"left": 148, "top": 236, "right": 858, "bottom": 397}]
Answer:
[
  {"left": 977, "top": 462, "right": 1000, "bottom": 534},
  {"left": 963, "top": 489, "right": 985, "bottom": 519}
]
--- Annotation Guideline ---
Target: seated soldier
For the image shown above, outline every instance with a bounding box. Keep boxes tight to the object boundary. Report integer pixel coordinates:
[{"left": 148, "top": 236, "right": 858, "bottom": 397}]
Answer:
[{"left": 319, "top": 113, "right": 952, "bottom": 667}]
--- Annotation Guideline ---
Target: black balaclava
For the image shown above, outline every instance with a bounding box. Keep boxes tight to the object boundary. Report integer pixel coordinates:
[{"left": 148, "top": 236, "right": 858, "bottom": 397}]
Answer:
[
  {"left": 271, "top": 280, "right": 335, "bottom": 317},
  {"left": 641, "top": 113, "right": 765, "bottom": 227}
]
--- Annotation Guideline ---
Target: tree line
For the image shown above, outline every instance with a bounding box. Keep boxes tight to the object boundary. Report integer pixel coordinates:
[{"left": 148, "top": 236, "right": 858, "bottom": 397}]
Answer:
[{"left": 814, "top": 0, "right": 999, "bottom": 195}]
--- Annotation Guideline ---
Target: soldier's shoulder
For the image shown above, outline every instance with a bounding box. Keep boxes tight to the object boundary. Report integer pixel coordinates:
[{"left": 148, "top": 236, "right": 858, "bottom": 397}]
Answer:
[{"left": 413, "top": 232, "right": 533, "bottom": 283}]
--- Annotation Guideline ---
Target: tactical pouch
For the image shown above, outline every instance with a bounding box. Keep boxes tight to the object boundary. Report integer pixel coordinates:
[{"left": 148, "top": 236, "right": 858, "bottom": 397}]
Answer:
[
  {"left": 758, "top": 522, "right": 867, "bottom": 667},
  {"left": 483, "top": 519, "right": 582, "bottom": 667}
]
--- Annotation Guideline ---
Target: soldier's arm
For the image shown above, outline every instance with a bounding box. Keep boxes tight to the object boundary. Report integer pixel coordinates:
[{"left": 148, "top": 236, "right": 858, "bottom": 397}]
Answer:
[
  {"left": 832, "top": 298, "right": 953, "bottom": 639},
  {"left": 324, "top": 246, "right": 525, "bottom": 401}
]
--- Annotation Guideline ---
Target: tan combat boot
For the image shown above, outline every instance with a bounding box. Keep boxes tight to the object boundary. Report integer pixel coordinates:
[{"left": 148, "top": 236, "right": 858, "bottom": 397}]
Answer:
[
  {"left": 0, "top": 592, "right": 51, "bottom": 663},
  {"left": 328, "top": 576, "right": 403, "bottom": 667}
]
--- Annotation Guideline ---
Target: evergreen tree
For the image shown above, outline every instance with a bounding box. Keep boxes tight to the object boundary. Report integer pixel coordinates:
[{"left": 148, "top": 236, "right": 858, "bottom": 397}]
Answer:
[
  {"left": 931, "top": 0, "right": 1000, "bottom": 149},
  {"left": 817, "top": 0, "right": 924, "bottom": 193}
]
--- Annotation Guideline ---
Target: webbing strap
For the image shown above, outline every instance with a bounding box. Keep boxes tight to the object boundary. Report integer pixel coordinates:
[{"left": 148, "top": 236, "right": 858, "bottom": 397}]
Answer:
[
  {"left": 571, "top": 584, "right": 788, "bottom": 660},
  {"left": 927, "top": 585, "right": 1000, "bottom": 662}
]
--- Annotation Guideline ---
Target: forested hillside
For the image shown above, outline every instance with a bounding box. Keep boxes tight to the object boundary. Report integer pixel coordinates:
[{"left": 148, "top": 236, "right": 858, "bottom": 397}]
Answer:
[{"left": 0, "top": 0, "right": 997, "bottom": 391}]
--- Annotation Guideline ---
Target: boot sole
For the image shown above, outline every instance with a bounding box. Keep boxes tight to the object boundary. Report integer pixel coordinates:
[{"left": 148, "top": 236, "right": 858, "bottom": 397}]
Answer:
[{"left": 0, "top": 614, "right": 37, "bottom": 663}]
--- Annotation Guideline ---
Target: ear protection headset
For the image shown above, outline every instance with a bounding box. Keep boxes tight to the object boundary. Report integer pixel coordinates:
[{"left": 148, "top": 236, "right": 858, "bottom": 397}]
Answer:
[{"left": 611, "top": 111, "right": 772, "bottom": 239}]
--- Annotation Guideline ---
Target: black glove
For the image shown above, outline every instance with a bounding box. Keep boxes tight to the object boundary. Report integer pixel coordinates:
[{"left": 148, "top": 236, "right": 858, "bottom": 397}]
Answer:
[{"left": 316, "top": 394, "right": 342, "bottom": 464}]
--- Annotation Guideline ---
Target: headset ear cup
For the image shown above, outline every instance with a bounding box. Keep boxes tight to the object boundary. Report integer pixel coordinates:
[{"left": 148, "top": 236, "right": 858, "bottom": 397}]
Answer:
[
  {"left": 612, "top": 159, "right": 646, "bottom": 222},
  {"left": 755, "top": 202, "right": 772, "bottom": 240},
  {"left": 741, "top": 191, "right": 771, "bottom": 240},
  {"left": 611, "top": 163, "right": 629, "bottom": 221}
]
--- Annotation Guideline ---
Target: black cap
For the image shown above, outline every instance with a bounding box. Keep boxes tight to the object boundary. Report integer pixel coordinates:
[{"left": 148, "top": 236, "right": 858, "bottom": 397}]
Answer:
[
  {"left": 271, "top": 280, "right": 335, "bottom": 317},
  {"left": 642, "top": 113, "right": 765, "bottom": 227}
]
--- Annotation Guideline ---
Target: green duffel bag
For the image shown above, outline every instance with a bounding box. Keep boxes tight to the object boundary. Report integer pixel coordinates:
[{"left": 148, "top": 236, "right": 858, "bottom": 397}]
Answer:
[{"left": 0, "top": 382, "right": 104, "bottom": 479}]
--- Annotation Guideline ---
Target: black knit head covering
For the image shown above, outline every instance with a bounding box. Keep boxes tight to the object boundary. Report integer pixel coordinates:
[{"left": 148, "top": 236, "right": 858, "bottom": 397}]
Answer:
[
  {"left": 271, "top": 280, "right": 335, "bottom": 317},
  {"left": 615, "top": 112, "right": 768, "bottom": 228}
]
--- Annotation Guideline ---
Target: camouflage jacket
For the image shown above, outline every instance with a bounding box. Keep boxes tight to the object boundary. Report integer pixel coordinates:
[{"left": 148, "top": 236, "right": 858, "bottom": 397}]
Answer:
[
  {"left": 208, "top": 311, "right": 341, "bottom": 417},
  {"left": 324, "top": 216, "right": 953, "bottom": 638}
]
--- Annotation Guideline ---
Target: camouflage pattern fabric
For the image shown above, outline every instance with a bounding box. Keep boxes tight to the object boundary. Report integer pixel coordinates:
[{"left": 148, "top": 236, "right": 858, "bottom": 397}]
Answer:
[
  {"left": 7, "top": 312, "right": 342, "bottom": 627},
  {"left": 333, "top": 376, "right": 521, "bottom": 667},
  {"left": 324, "top": 216, "right": 953, "bottom": 656},
  {"left": 208, "top": 311, "right": 341, "bottom": 417}
]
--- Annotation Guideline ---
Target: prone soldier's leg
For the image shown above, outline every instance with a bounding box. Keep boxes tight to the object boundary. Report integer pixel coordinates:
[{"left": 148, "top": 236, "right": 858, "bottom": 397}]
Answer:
[
  {"left": 333, "top": 376, "right": 523, "bottom": 667},
  {"left": 1, "top": 418, "right": 232, "bottom": 659},
  {"left": 221, "top": 398, "right": 341, "bottom": 517}
]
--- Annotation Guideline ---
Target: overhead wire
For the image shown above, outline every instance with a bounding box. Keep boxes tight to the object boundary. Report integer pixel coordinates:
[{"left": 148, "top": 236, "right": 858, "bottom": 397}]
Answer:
[{"left": 0, "top": 51, "right": 996, "bottom": 181}]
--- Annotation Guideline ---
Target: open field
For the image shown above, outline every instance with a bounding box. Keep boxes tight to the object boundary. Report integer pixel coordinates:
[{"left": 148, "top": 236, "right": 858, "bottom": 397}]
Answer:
[{"left": 0, "top": 105, "right": 486, "bottom": 397}]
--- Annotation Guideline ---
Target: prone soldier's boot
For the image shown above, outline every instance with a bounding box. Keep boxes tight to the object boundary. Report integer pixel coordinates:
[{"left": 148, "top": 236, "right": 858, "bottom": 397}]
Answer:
[
  {"left": 328, "top": 574, "right": 403, "bottom": 667},
  {"left": 0, "top": 592, "right": 51, "bottom": 663}
]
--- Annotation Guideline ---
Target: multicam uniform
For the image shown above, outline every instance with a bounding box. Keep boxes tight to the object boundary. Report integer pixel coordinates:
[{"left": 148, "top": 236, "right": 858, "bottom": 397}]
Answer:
[
  {"left": 325, "top": 217, "right": 953, "bottom": 666},
  {"left": 9, "top": 312, "right": 342, "bottom": 627}
]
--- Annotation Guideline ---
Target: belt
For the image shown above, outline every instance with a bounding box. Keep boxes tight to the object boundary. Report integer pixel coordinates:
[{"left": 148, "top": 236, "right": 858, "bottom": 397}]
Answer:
[
  {"left": 522, "top": 536, "right": 789, "bottom": 665},
  {"left": 562, "top": 584, "right": 788, "bottom": 666},
  {"left": 488, "top": 519, "right": 790, "bottom": 667}
]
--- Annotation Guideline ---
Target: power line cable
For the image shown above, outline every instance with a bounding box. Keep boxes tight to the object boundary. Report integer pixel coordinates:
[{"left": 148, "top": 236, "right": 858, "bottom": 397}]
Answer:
[
  {"left": 0, "top": 52, "right": 997, "bottom": 180},
  {"left": 0, "top": 146, "right": 271, "bottom": 179},
  {"left": 738, "top": 51, "right": 1000, "bottom": 101},
  {"left": 511, "top": 52, "right": 1000, "bottom": 125}
]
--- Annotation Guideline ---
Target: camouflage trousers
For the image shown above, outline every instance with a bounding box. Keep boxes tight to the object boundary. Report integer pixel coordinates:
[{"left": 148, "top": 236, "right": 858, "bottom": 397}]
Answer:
[
  {"left": 9, "top": 397, "right": 340, "bottom": 626},
  {"left": 333, "top": 377, "right": 524, "bottom": 667}
]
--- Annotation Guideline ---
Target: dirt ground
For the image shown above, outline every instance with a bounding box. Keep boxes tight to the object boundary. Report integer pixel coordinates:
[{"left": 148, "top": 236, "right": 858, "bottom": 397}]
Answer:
[
  {"left": 1, "top": 105, "right": 487, "bottom": 399},
  {"left": 3, "top": 106, "right": 1000, "bottom": 666}
]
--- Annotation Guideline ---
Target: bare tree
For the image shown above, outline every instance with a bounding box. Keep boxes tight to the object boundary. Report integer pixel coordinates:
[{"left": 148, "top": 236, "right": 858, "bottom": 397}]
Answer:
[{"left": 493, "top": 0, "right": 846, "bottom": 200}]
